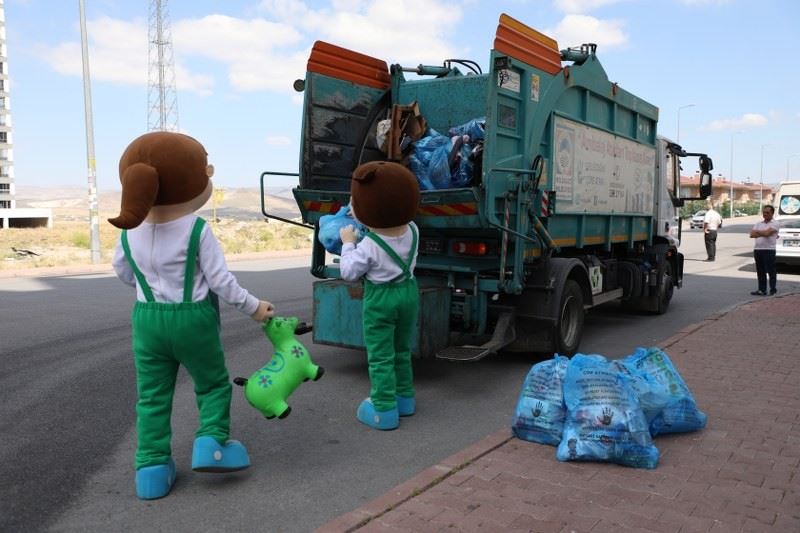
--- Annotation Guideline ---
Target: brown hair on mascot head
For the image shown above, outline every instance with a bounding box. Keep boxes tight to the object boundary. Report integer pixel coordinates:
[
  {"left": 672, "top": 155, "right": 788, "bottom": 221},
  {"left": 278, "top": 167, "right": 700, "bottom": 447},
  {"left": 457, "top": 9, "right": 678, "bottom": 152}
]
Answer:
[
  {"left": 108, "top": 131, "right": 214, "bottom": 230},
  {"left": 350, "top": 161, "right": 420, "bottom": 229}
]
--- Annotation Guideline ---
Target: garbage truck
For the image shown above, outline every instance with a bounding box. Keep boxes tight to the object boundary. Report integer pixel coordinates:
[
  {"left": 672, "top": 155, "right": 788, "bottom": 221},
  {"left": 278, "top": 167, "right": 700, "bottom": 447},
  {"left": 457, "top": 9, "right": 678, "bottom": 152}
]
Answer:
[{"left": 260, "top": 13, "right": 713, "bottom": 359}]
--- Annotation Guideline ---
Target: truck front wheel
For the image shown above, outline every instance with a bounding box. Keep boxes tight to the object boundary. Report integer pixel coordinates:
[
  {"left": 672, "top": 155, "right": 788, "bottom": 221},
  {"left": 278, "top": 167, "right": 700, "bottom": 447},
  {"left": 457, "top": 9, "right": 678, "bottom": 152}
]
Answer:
[{"left": 555, "top": 280, "right": 584, "bottom": 355}]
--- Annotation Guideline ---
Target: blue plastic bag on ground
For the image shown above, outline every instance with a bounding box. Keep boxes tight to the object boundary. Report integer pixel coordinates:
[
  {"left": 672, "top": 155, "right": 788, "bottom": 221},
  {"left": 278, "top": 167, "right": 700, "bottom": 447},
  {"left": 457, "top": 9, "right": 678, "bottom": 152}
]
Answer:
[
  {"left": 556, "top": 354, "right": 659, "bottom": 469},
  {"left": 317, "top": 205, "right": 365, "bottom": 256},
  {"left": 511, "top": 355, "right": 569, "bottom": 446},
  {"left": 609, "top": 359, "right": 672, "bottom": 429},
  {"left": 617, "top": 347, "right": 707, "bottom": 436}
]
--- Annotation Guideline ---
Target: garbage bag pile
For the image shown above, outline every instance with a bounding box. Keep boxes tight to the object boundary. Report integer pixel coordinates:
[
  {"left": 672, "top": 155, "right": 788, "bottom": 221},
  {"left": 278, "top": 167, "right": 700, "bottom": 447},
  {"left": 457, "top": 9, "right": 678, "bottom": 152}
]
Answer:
[
  {"left": 511, "top": 347, "right": 706, "bottom": 469},
  {"left": 408, "top": 118, "right": 485, "bottom": 190},
  {"left": 317, "top": 205, "right": 366, "bottom": 256}
]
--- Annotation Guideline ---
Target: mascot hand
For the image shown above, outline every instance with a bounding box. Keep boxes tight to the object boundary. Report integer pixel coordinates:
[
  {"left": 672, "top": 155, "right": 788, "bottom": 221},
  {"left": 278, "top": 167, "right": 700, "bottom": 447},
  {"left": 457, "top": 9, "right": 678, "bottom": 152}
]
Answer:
[
  {"left": 251, "top": 300, "right": 275, "bottom": 322},
  {"left": 339, "top": 225, "right": 357, "bottom": 244}
]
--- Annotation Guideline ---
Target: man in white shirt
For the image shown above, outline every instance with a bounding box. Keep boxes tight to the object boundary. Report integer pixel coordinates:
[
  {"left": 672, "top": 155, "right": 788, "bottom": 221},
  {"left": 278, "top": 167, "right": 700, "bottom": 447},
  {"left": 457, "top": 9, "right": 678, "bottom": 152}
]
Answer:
[
  {"left": 749, "top": 205, "right": 780, "bottom": 295},
  {"left": 703, "top": 205, "right": 723, "bottom": 261}
]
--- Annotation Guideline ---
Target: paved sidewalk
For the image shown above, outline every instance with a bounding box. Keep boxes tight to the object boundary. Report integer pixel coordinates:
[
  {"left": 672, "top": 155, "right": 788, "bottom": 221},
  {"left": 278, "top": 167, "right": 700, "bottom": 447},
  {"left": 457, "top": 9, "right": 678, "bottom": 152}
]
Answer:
[{"left": 318, "top": 294, "right": 800, "bottom": 532}]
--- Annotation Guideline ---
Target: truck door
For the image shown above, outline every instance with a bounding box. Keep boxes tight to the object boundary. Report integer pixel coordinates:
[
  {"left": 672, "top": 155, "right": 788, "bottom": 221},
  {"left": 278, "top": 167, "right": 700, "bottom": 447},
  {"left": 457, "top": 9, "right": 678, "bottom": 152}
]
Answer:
[{"left": 298, "top": 41, "right": 392, "bottom": 193}]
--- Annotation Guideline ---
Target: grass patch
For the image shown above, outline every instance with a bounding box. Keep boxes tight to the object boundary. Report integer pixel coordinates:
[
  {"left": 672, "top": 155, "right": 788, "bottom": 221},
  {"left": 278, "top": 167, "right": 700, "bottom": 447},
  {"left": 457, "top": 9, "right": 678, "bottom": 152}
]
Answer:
[{"left": 1, "top": 217, "right": 312, "bottom": 271}]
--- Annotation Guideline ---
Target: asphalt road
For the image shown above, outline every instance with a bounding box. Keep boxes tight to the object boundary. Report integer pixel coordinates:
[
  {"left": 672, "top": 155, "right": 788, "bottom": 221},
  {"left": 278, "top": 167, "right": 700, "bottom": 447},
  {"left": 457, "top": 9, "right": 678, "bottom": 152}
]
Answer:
[{"left": 2, "top": 217, "right": 798, "bottom": 532}]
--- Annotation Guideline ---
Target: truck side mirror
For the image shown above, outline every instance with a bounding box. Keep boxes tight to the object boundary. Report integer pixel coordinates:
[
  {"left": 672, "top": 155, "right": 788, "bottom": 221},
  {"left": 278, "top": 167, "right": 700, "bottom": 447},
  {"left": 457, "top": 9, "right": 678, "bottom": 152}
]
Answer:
[
  {"left": 699, "top": 155, "right": 713, "bottom": 174},
  {"left": 700, "top": 172, "right": 712, "bottom": 199}
]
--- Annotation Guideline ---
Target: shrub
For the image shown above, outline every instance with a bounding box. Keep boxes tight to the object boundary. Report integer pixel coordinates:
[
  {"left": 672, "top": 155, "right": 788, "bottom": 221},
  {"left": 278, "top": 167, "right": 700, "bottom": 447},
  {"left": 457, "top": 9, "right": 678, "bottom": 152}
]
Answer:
[{"left": 71, "top": 232, "right": 90, "bottom": 249}]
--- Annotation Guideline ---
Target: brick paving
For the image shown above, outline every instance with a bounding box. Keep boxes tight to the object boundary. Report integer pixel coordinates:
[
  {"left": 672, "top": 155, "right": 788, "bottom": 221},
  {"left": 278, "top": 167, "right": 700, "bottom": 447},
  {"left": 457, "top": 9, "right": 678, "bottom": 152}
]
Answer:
[{"left": 318, "top": 294, "right": 800, "bottom": 532}]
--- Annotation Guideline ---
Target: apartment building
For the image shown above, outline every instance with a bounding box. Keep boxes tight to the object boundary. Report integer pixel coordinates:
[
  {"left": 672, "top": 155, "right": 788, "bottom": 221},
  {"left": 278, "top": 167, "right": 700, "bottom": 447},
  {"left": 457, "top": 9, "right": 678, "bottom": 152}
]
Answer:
[
  {"left": 0, "top": 1, "right": 51, "bottom": 228},
  {"left": 0, "top": 2, "right": 12, "bottom": 212}
]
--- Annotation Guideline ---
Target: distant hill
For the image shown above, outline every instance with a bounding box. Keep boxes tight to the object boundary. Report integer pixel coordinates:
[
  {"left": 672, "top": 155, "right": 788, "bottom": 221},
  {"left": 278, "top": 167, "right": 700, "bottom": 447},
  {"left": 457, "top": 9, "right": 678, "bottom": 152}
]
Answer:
[{"left": 14, "top": 186, "right": 300, "bottom": 222}]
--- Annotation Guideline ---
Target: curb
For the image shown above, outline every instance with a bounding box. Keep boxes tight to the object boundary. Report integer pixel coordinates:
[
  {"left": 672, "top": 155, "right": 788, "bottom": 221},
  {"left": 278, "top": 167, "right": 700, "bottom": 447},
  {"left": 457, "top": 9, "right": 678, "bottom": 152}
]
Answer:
[
  {"left": 314, "top": 429, "right": 514, "bottom": 533},
  {"left": 315, "top": 292, "right": 800, "bottom": 532}
]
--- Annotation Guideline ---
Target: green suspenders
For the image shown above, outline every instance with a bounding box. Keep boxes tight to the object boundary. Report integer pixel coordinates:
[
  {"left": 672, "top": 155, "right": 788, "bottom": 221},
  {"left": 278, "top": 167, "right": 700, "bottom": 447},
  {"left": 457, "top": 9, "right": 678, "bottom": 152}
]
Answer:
[
  {"left": 364, "top": 224, "right": 418, "bottom": 283},
  {"left": 121, "top": 218, "right": 207, "bottom": 302}
]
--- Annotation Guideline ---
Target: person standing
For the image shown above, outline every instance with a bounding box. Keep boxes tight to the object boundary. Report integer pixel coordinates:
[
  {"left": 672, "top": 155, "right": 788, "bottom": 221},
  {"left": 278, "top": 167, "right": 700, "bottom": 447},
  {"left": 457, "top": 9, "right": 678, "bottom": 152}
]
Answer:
[
  {"left": 749, "top": 205, "right": 780, "bottom": 296},
  {"left": 703, "top": 205, "right": 723, "bottom": 261}
]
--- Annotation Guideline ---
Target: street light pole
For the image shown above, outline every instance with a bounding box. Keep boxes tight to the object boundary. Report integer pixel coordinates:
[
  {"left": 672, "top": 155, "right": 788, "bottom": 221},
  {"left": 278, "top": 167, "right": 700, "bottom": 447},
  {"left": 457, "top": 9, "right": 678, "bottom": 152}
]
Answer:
[
  {"left": 677, "top": 104, "right": 695, "bottom": 144},
  {"left": 79, "top": 0, "right": 101, "bottom": 264},
  {"left": 759, "top": 144, "right": 770, "bottom": 210},
  {"left": 729, "top": 131, "right": 742, "bottom": 219}
]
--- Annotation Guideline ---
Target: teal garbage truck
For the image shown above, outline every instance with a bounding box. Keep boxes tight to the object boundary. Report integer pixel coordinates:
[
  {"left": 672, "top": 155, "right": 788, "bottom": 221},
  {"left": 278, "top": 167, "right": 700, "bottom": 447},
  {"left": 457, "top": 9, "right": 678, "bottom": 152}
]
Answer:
[{"left": 260, "top": 13, "right": 712, "bottom": 360}]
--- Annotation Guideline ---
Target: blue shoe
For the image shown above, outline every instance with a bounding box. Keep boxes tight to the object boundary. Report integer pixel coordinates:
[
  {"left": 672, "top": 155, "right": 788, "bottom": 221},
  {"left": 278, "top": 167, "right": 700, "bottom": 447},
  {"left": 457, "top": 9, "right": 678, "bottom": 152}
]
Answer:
[
  {"left": 356, "top": 398, "right": 399, "bottom": 430},
  {"left": 191, "top": 436, "right": 250, "bottom": 473},
  {"left": 396, "top": 395, "right": 415, "bottom": 417},
  {"left": 136, "top": 458, "right": 176, "bottom": 500}
]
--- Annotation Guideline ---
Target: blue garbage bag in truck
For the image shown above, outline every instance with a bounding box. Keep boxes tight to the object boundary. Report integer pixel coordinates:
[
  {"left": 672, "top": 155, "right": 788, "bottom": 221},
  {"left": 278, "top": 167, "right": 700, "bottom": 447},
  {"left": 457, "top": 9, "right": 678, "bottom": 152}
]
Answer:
[{"left": 408, "top": 130, "right": 452, "bottom": 190}]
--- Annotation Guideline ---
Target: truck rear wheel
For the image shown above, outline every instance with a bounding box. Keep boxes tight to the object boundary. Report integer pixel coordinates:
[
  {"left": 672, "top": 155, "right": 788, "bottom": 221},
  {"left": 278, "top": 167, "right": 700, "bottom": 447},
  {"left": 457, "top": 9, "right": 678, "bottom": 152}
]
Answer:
[
  {"left": 555, "top": 280, "right": 584, "bottom": 355},
  {"left": 653, "top": 261, "right": 674, "bottom": 314}
]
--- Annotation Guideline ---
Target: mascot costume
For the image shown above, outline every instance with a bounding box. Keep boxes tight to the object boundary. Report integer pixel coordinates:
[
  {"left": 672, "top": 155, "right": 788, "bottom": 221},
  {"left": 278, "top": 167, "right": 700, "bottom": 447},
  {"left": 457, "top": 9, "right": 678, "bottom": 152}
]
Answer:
[
  {"left": 110, "top": 131, "right": 273, "bottom": 500},
  {"left": 338, "top": 161, "right": 420, "bottom": 430}
]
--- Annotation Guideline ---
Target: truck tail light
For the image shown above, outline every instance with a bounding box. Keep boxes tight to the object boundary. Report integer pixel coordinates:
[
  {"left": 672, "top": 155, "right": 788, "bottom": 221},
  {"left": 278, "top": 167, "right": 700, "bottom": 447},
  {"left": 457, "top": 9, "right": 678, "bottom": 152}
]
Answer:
[{"left": 453, "top": 241, "right": 488, "bottom": 256}]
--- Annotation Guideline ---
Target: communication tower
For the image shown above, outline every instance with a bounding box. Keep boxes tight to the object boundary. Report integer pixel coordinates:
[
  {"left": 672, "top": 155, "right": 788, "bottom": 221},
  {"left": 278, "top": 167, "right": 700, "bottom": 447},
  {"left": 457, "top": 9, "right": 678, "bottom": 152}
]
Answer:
[{"left": 147, "top": 0, "right": 179, "bottom": 131}]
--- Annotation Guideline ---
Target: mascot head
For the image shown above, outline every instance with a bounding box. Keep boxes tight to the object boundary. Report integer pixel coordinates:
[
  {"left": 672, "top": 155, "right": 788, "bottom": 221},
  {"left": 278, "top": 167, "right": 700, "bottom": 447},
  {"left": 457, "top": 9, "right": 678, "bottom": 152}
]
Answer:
[
  {"left": 349, "top": 161, "right": 419, "bottom": 229},
  {"left": 109, "top": 131, "right": 214, "bottom": 229}
]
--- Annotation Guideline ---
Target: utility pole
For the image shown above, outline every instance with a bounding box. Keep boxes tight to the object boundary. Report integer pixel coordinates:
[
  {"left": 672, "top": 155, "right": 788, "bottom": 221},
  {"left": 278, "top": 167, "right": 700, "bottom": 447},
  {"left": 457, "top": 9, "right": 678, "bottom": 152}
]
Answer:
[
  {"left": 79, "top": 0, "right": 101, "bottom": 263},
  {"left": 148, "top": 0, "right": 179, "bottom": 131},
  {"left": 729, "top": 131, "right": 742, "bottom": 219},
  {"left": 759, "top": 144, "right": 769, "bottom": 210}
]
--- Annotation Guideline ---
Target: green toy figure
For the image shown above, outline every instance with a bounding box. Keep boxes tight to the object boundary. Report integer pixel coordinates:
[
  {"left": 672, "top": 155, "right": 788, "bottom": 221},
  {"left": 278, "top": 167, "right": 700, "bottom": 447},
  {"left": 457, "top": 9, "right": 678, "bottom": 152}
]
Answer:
[{"left": 234, "top": 317, "right": 324, "bottom": 419}]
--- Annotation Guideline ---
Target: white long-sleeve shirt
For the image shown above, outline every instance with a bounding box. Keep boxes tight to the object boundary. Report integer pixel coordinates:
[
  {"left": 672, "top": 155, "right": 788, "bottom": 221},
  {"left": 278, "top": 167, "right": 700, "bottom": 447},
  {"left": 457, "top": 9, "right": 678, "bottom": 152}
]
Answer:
[
  {"left": 339, "top": 223, "right": 418, "bottom": 283},
  {"left": 112, "top": 214, "right": 259, "bottom": 315},
  {"left": 752, "top": 220, "right": 780, "bottom": 250}
]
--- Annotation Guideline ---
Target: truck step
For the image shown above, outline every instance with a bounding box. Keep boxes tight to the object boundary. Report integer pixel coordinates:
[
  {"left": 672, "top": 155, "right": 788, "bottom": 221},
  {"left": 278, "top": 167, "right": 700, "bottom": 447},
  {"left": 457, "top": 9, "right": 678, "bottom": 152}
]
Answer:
[
  {"left": 436, "top": 346, "right": 494, "bottom": 362},
  {"left": 436, "top": 312, "right": 516, "bottom": 362},
  {"left": 585, "top": 288, "right": 623, "bottom": 309}
]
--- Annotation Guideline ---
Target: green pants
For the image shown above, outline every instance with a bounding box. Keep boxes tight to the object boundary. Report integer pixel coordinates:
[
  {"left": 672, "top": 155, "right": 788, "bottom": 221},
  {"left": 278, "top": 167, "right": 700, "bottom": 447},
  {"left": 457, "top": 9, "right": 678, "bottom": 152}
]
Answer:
[
  {"left": 363, "top": 278, "right": 419, "bottom": 411},
  {"left": 131, "top": 299, "right": 230, "bottom": 469}
]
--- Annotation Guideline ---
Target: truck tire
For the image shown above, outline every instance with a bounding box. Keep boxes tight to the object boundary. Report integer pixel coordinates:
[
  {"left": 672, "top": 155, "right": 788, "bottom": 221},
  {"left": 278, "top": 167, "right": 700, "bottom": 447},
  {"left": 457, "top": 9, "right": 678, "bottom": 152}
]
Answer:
[
  {"left": 619, "top": 261, "right": 643, "bottom": 313},
  {"left": 555, "top": 280, "right": 584, "bottom": 355},
  {"left": 653, "top": 261, "right": 674, "bottom": 315}
]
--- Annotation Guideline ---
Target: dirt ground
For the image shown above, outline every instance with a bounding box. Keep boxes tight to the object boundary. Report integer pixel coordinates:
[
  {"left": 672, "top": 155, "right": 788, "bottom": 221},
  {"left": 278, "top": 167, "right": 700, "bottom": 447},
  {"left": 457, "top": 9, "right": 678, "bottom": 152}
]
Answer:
[{"left": 0, "top": 217, "right": 313, "bottom": 271}]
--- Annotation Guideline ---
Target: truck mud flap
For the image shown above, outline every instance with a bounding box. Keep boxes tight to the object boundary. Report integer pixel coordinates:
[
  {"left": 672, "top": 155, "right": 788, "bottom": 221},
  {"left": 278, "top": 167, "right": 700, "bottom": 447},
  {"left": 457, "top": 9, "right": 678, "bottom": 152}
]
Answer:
[{"left": 436, "top": 312, "right": 516, "bottom": 362}]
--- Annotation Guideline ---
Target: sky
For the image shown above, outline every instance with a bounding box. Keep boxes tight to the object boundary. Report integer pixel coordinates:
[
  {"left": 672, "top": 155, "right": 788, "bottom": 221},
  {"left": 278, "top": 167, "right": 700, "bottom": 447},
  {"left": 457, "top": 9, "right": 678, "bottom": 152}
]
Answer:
[{"left": 5, "top": 0, "right": 800, "bottom": 193}]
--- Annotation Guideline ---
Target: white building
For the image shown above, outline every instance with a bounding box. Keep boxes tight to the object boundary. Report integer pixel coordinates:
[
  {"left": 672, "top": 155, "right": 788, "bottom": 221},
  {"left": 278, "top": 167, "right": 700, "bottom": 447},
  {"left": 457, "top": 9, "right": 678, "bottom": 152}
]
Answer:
[{"left": 0, "top": 1, "right": 52, "bottom": 228}]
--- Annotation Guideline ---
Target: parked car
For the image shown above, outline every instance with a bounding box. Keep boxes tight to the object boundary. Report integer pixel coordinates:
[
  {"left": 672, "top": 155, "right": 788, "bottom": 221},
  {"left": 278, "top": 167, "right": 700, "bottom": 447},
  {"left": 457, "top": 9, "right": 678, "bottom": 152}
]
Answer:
[
  {"left": 775, "top": 218, "right": 800, "bottom": 265},
  {"left": 689, "top": 210, "right": 707, "bottom": 229}
]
